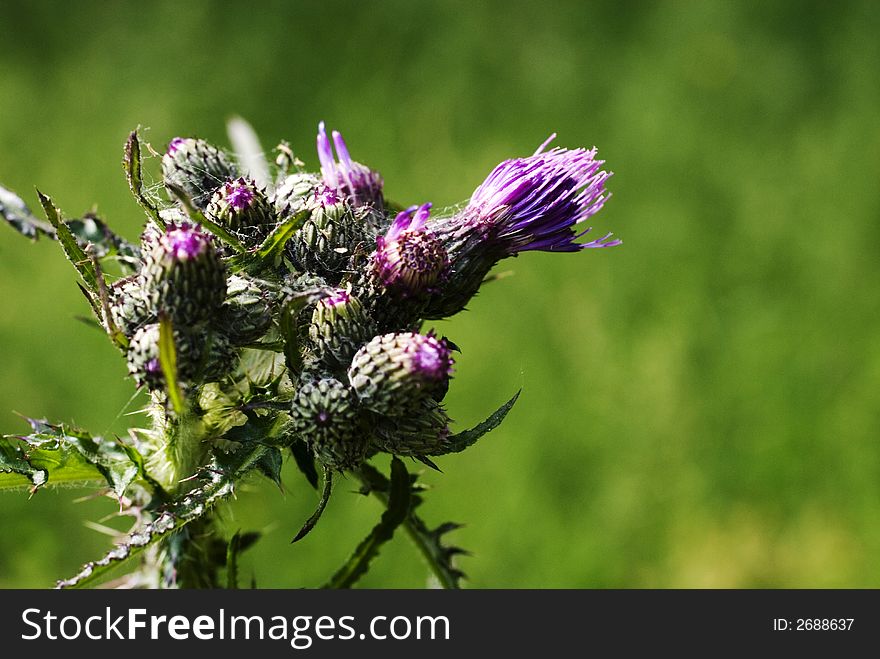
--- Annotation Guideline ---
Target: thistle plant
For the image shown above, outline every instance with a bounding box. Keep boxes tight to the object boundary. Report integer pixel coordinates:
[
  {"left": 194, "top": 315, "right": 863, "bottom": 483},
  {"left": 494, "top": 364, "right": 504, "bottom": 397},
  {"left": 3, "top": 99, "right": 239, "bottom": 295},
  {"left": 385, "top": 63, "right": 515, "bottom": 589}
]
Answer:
[{"left": 0, "top": 119, "right": 618, "bottom": 588}]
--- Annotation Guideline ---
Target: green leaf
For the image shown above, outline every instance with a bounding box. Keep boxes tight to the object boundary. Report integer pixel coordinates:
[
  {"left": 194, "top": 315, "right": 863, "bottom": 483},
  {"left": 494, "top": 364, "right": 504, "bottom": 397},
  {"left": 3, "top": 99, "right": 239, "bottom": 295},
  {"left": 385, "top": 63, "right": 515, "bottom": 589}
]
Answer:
[
  {"left": 279, "top": 301, "right": 304, "bottom": 374},
  {"left": 0, "top": 421, "right": 141, "bottom": 497},
  {"left": 354, "top": 462, "right": 466, "bottom": 589},
  {"left": 255, "top": 446, "right": 283, "bottom": 487},
  {"left": 68, "top": 213, "right": 141, "bottom": 272},
  {"left": 229, "top": 208, "right": 309, "bottom": 274},
  {"left": 58, "top": 441, "right": 270, "bottom": 589},
  {"left": 433, "top": 389, "right": 521, "bottom": 455},
  {"left": 291, "top": 466, "right": 333, "bottom": 543},
  {"left": 158, "top": 315, "right": 185, "bottom": 415},
  {"left": 0, "top": 185, "right": 55, "bottom": 239},
  {"left": 37, "top": 190, "right": 99, "bottom": 292},
  {"left": 324, "top": 457, "right": 410, "bottom": 588},
  {"left": 123, "top": 129, "right": 165, "bottom": 229},
  {"left": 226, "top": 530, "right": 243, "bottom": 590},
  {"left": 289, "top": 438, "right": 319, "bottom": 490}
]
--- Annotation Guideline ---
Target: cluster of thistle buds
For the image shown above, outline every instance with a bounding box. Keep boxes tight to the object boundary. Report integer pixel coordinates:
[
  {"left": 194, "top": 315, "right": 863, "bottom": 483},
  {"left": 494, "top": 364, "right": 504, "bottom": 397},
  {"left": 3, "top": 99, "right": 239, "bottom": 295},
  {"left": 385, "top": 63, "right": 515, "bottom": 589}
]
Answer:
[{"left": 113, "top": 122, "right": 618, "bottom": 473}]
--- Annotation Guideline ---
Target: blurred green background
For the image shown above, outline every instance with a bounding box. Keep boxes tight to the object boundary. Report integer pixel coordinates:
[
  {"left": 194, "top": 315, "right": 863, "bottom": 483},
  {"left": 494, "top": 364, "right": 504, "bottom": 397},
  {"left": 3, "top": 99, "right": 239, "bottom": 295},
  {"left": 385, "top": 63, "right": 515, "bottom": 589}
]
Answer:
[{"left": 2, "top": 0, "right": 879, "bottom": 588}]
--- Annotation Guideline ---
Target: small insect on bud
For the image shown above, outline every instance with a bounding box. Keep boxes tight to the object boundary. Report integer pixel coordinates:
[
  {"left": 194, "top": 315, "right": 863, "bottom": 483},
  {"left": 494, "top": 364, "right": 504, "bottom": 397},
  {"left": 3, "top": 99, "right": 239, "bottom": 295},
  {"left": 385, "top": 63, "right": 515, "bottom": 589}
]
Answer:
[
  {"left": 205, "top": 177, "right": 276, "bottom": 247},
  {"left": 348, "top": 332, "right": 454, "bottom": 416},
  {"left": 162, "top": 137, "right": 239, "bottom": 209},
  {"left": 373, "top": 203, "right": 449, "bottom": 298},
  {"left": 142, "top": 222, "right": 227, "bottom": 325},
  {"left": 290, "top": 378, "right": 368, "bottom": 471}
]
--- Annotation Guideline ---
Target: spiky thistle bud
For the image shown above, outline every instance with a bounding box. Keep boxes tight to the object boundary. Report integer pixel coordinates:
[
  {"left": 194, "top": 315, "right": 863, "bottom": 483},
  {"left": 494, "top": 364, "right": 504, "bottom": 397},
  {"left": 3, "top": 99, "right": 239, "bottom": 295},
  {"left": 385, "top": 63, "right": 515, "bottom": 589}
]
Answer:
[
  {"left": 162, "top": 137, "right": 239, "bottom": 209},
  {"left": 287, "top": 195, "right": 366, "bottom": 284},
  {"left": 371, "top": 398, "right": 453, "bottom": 457},
  {"left": 110, "top": 275, "right": 154, "bottom": 337},
  {"left": 205, "top": 177, "right": 276, "bottom": 246},
  {"left": 348, "top": 332, "right": 454, "bottom": 415},
  {"left": 271, "top": 172, "right": 322, "bottom": 220},
  {"left": 218, "top": 274, "right": 277, "bottom": 346},
  {"left": 372, "top": 203, "right": 448, "bottom": 298},
  {"left": 309, "top": 288, "right": 373, "bottom": 368},
  {"left": 126, "top": 323, "right": 237, "bottom": 392},
  {"left": 290, "top": 377, "right": 367, "bottom": 470},
  {"left": 142, "top": 222, "right": 227, "bottom": 325}
]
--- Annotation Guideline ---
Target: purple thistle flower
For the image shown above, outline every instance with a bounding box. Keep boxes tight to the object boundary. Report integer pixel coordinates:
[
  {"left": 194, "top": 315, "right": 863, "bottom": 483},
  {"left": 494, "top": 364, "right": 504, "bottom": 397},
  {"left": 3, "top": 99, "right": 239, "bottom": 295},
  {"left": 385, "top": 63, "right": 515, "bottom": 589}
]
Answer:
[
  {"left": 322, "top": 288, "right": 351, "bottom": 308},
  {"left": 224, "top": 177, "right": 256, "bottom": 210},
  {"left": 374, "top": 203, "right": 449, "bottom": 297},
  {"left": 463, "top": 135, "right": 618, "bottom": 254},
  {"left": 408, "top": 332, "right": 454, "bottom": 382},
  {"left": 160, "top": 222, "right": 211, "bottom": 261},
  {"left": 167, "top": 137, "right": 186, "bottom": 155},
  {"left": 316, "top": 121, "right": 383, "bottom": 207}
]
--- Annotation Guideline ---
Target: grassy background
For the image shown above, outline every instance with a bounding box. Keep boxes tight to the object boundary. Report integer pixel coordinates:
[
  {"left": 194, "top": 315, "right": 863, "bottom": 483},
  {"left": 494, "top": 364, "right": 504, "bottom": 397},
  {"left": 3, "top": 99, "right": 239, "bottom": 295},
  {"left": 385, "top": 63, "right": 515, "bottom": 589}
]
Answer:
[{"left": 1, "top": 0, "right": 879, "bottom": 588}]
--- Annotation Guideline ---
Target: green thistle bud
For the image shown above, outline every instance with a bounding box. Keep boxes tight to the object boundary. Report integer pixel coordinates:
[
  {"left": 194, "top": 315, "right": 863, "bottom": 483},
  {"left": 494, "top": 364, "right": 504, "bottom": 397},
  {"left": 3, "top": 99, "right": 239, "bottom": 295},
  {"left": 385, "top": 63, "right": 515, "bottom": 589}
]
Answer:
[
  {"left": 110, "top": 275, "right": 154, "bottom": 337},
  {"left": 290, "top": 377, "right": 367, "bottom": 470},
  {"left": 142, "top": 222, "right": 227, "bottom": 325},
  {"left": 308, "top": 288, "right": 373, "bottom": 368},
  {"left": 162, "top": 137, "right": 239, "bottom": 210},
  {"left": 218, "top": 274, "right": 276, "bottom": 345},
  {"left": 126, "top": 323, "right": 237, "bottom": 391},
  {"left": 272, "top": 172, "right": 321, "bottom": 220},
  {"left": 371, "top": 398, "right": 453, "bottom": 457},
  {"left": 205, "top": 177, "right": 276, "bottom": 247},
  {"left": 348, "top": 332, "right": 454, "bottom": 415},
  {"left": 287, "top": 196, "right": 368, "bottom": 284}
]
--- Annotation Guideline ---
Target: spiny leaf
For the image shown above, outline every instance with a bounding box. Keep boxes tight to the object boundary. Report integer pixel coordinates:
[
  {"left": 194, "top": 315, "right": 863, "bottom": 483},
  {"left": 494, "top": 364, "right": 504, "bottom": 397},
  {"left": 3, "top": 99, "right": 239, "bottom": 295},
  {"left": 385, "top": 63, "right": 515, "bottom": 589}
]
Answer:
[
  {"left": 229, "top": 208, "right": 309, "bottom": 274},
  {"left": 123, "top": 129, "right": 165, "bottom": 229},
  {"left": 255, "top": 446, "right": 283, "bottom": 488},
  {"left": 0, "top": 184, "right": 55, "bottom": 239},
  {"left": 158, "top": 315, "right": 185, "bottom": 415},
  {"left": 226, "top": 531, "right": 243, "bottom": 590},
  {"left": 292, "top": 466, "right": 332, "bottom": 543},
  {"left": 68, "top": 213, "right": 141, "bottom": 272},
  {"left": 433, "top": 389, "right": 521, "bottom": 455},
  {"left": 58, "top": 442, "right": 270, "bottom": 589},
  {"left": 0, "top": 422, "right": 141, "bottom": 497},
  {"left": 324, "top": 457, "right": 410, "bottom": 589},
  {"left": 355, "top": 462, "right": 466, "bottom": 589},
  {"left": 37, "top": 190, "right": 99, "bottom": 292},
  {"left": 289, "top": 438, "right": 319, "bottom": 490}
]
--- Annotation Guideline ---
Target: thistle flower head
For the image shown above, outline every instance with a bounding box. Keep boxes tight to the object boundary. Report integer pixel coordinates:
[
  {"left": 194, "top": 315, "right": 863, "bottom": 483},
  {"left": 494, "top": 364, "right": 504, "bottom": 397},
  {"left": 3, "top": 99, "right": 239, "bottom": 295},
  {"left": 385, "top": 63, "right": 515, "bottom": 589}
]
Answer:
[
  {"left": 290, "top": 378, "right": 367, "bottom": 470},
  {"left": 348, "top": 332, "right": 454, "bottom": 414},
  {"left": 160, "top": 221, "right": 212, "bottom": 261},
  {"left": 316, "top": 121, "right": 383, "bottom": 208},
  {"left": 162, "top": 137, "right": 239, "bottom": 210},
  {"left": 373, "top": 203, "right": 449, "bottom": 297},
  {"left": 464, "top": 135, "right": 618, "bottom": 254},
  {"left": 205, "top": 177, "right": 275, "bottom": 246},
  {"left": 143, "top": 222, "right": 227, "bottom": 324}
]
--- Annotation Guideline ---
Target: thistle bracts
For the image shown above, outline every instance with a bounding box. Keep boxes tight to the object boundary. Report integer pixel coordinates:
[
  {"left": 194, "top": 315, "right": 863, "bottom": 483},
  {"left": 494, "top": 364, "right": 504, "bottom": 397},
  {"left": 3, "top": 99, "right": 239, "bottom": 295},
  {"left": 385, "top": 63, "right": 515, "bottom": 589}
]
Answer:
[
  {"left": 348, "top": 332, "right": 454, "bottom": 416},
  {"left": 162, "top": 137, "right": 239, "bottom": 209},
  {"left": 205, "top": 177, "right": 276, "bottom": 247},
  {"left": 308, "top": 287, "right": 373, "bottom": 368},
  {"left": 290, "top": 378, "right": 367, "bottom": 470},
  {"left": 142, "top": 222, "right": 227, "bottom": 325}
]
